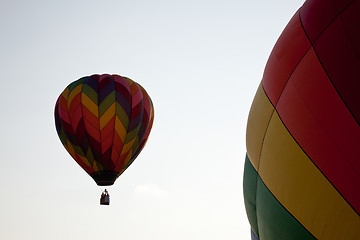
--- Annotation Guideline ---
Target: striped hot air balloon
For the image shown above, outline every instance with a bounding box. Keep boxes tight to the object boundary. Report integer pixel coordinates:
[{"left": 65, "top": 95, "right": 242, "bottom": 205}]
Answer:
[
  {"left": 55, "top": 74, "right": 154, "bottom": 187},
  {"left": 244, "top": 0, "right": 360, "bottom": 239}
]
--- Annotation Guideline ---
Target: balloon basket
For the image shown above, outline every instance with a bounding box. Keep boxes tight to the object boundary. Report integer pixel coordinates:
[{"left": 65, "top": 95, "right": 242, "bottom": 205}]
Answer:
[{"left": 100, "top": 189, "right": 110, "bottom": 205}]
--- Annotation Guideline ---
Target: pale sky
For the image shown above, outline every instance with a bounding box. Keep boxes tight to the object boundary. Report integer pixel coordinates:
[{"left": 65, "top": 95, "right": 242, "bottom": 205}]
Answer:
[{"left": 1, "top": 0, "right": 303, "bottom": 239}]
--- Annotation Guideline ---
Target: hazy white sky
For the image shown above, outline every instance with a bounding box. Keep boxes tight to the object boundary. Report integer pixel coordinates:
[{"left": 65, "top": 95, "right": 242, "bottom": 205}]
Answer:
[{"left": 1, "top": 0, "right": 303, "bottom": 239}]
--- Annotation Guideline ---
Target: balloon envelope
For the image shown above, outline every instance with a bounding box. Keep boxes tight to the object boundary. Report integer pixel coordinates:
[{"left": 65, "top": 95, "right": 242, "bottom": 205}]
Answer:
[
  {"left": 55, "top": 74, "right": 154, "bottom": 186},
  {"left": 244, "top": 0, "right": 360, "bottom": 239}
]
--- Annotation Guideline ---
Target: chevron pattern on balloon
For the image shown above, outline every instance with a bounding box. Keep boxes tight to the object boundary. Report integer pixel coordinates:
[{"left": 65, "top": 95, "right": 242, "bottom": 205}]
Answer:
[{"left": 55, "top": 74, "right": 154, "bottom": 185}]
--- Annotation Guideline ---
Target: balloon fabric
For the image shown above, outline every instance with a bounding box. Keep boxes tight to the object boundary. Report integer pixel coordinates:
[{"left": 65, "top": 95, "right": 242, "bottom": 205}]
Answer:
[
  {"left": 55, "top": 74, "right": 154, "bottom": 186},
  {"left": 244, "top": 0, "right": 360, "bottom": 239}
]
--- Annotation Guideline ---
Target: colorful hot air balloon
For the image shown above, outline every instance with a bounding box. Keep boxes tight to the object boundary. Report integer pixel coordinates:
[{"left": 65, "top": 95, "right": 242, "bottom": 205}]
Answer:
[
  {"left": 55, "top": 74, "right": 154, "bottom": 189},
  {"left": 244, "top": 0, "right": 360, "bottom": 239}
]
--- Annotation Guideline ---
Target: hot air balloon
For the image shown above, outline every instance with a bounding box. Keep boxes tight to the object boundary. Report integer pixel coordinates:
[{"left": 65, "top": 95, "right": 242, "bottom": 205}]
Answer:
[
  {"left": 244, "top": 0, "right": 360, "bottom": 239},
  {"left": 55, "top": 74, "right": 154, "bottom": 205}
]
